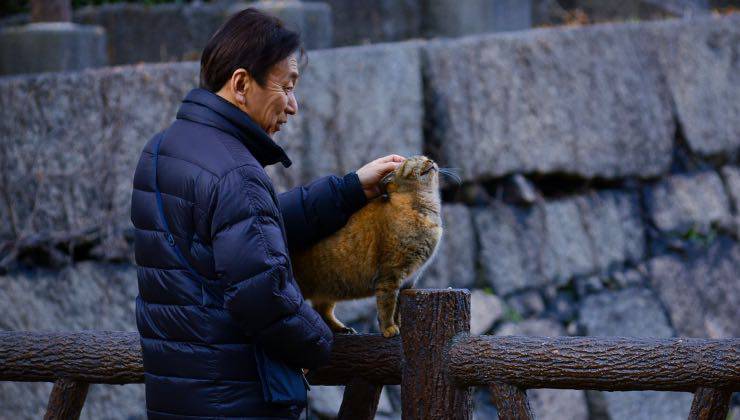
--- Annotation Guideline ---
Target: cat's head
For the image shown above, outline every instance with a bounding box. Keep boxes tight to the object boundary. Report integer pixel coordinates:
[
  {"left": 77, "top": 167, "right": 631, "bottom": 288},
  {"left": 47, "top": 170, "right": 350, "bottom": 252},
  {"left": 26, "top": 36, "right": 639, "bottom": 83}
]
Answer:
[{"left": 379, "top": 155, "right": 439, "bottom": 196}]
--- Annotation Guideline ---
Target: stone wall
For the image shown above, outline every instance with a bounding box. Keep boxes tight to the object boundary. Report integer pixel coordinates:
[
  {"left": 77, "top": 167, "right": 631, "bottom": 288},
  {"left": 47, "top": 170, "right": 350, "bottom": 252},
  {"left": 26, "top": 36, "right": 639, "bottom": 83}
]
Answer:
[
  {"left": 4, "top": 1, "right": 733, "bottom": 73},
  {"left": 1, "top": 13, "right": 739, "bottom": 420}
]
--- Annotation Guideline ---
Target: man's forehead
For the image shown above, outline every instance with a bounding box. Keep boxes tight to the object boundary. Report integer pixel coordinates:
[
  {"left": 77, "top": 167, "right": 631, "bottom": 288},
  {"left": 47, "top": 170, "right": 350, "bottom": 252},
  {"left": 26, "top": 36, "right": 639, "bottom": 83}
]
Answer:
[{"left": 270, "top": 55, "right": 300, "bottom": 81}]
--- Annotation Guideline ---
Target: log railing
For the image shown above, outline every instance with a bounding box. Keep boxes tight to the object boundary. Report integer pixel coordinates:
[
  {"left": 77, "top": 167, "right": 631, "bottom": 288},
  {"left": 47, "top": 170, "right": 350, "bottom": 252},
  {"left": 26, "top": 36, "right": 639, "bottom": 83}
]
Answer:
[{"left": 1, "top": 289, "right": 738, "bottom": 419}]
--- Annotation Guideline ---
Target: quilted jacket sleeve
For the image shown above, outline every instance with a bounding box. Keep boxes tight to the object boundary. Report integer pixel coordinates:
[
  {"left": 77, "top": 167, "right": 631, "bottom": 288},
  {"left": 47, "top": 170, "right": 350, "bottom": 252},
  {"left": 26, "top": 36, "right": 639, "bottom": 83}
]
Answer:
[
  {"left": 211, "top": 167, "right": 333, "bottom": 369},
  {"left": 278, "top": 172, "right": 367, "bottom": 251}
]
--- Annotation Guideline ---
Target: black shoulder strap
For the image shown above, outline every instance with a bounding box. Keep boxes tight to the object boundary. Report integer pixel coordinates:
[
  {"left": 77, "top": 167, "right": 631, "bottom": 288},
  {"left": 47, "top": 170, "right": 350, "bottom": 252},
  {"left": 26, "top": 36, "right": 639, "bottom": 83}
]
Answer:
[{"left": 152, "top": 130, "right": 208, "bottom": 282}]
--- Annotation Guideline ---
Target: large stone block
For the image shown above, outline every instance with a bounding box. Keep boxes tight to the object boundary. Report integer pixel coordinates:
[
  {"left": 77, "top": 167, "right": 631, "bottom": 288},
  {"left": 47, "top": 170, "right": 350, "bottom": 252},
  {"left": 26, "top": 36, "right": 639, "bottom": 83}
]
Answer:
[
  {"left": 74, "top": 2, "right": 228, "bottom": 64},
  {"left": 4, "top": 1, "right": 333, "bottom": 64},
  {"left": 580, "top": 288, "right": 692, "bottom": 420},
  {"left": 496, "top": 319, "right": 589, "bottom": 420},
  {"left": 0, "top": 63, "right": 198, "bottom": 259},
  {"left": 0, "top": 262, "right": 137, "bottom": 331},
  {"left": 1, "top": 41, "right": 421, "bottom": 257},
  {"left": 423, "top": 21, "right": 675, "bottom": 181},
  {"left": 648, "top": 237, "right": 740, "bottom": 338},
  {"left": 304, "top": 0, "right": 421, "bottom": 47},
  {"left": 421, "top": 0, "right": 532, "bottom": 38},
  {"left": 418, "top": 204, "right": 476, "bottom": 289},
  {"left": 0, "top": 262, "right": 143, "bottom": 420},
  {"left": 474, "top": 202, "right": 546, "bottom": 295},
  {"left": 645, "top": 170, "right": 731, "bottom": 235},
  {"left": 0, "top": 22, "right": 107, "bottom": 75},
  {"left": 470, "top": 289, "right": 504, "bottom": 335},
  {"left": 250, "top": 1, "right": 332, "bottom": 50},
  {"left": 580, "top": 288, "right": 673, "bottom": 338},
  {"left": 649, "top": 14, "right": 740, "bottom": 156},
  {"left": 540, "top": 199, "right": 594, "bottom": 282},
  {"left": 0, "top": 69, "right": 110, "bottom": 248},
  {"left": 474, "top": 190, "right": 644, "bottom": 295},
  {"left": 576, "top": 190, "right": 646, "bottom": 267}
]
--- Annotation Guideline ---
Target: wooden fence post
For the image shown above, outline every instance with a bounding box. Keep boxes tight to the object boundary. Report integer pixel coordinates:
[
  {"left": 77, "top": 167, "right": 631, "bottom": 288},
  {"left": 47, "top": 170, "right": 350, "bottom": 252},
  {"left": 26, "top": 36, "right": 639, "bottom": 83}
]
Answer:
[
  {"left": 489, "top": 382, "right": 534, "bottom": 420},
  {"left": 337, "top": 378, "right": 383, "bottom": 420},
  {"left": 400, "top": 288, "right": 472, "bottom": 420},
  {"left": 687, "top": 387, "right": 731, "bottom": 420},
  {"left": 44, "top": 379, "right": 89, "bottom": 419}
]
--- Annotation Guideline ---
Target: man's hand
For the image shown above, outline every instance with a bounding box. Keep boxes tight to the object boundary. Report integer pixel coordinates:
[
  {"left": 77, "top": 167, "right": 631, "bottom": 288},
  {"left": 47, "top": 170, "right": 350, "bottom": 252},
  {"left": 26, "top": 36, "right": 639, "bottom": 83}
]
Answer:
[{"left": 355, "top": 155, "right": 405, "bottom": 199}]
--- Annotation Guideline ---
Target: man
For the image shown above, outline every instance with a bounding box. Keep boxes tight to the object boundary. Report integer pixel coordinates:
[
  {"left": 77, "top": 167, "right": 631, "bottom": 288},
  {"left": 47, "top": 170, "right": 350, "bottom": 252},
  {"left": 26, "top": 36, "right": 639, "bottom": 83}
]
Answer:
[{"left": 131, "top": 8, "right": 403, "bottom": 419}]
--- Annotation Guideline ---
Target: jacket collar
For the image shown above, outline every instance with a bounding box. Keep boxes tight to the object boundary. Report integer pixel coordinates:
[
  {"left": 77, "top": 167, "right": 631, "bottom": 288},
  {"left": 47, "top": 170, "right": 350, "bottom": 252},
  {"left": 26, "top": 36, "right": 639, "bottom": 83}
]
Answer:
[{"left": 176, "top": 88, "right": 292, "bottom": 168}]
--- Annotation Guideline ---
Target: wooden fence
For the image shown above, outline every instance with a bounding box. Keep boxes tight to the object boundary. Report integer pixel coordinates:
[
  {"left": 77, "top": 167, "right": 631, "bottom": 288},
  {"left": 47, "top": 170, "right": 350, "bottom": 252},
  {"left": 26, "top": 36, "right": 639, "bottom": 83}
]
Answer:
[{"left": 1, "top": 289, "right": 738, "bottom": 419}]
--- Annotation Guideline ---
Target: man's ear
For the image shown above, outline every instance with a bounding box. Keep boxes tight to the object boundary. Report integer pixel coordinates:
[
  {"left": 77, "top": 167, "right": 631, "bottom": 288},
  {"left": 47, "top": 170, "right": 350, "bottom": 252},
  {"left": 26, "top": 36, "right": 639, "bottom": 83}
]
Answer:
[{"left": 231, "top": 68, "right": 252, "bottom": 106}]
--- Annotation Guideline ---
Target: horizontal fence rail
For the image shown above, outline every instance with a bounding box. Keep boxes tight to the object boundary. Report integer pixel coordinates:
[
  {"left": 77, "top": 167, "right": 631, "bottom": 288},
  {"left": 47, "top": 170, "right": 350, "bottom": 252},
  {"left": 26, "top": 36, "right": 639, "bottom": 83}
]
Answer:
[
  {"left": 1, "top": 289, "right": 738, "bottom": 420},
  {"left": 0, "top": 331, "right": 401, "bottom": 385},
  {"left": 447, "top": 335, "right": 740, "bottom": 392},
  {"left": 0, "top": 331, "right": 142, "bottom": 383}
]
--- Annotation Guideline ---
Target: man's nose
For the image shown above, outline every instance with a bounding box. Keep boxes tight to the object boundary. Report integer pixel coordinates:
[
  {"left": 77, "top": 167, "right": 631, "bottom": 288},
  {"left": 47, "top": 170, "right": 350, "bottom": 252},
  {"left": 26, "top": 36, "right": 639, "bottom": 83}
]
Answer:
[{"left": 286, "top": 92, "right": 298, "bottom": 115}]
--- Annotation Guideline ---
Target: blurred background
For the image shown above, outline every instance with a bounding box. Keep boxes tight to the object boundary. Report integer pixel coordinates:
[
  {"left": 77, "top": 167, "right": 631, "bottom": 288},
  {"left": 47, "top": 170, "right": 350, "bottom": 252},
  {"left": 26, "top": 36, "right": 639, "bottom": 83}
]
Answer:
[{"left": 0, "top": 0, "right": 738, "bottom": 419}]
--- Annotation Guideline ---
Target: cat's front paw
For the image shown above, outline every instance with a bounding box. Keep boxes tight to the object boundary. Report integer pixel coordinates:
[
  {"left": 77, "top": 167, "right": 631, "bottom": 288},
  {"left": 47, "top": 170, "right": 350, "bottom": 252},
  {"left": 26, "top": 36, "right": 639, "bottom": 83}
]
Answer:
[
  {"left": 382, "top": 325, "right": 400, "bottom": 338},
  {"left": 336, "top": 326, "right": 357, "bottom": 334}
]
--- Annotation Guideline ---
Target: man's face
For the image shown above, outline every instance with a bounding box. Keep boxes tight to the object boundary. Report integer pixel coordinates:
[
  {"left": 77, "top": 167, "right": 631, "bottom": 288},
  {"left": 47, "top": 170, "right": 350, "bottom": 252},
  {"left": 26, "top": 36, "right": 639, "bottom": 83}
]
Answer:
[{"left": 244, "top": 54, "right": 299, "bottom": 137}]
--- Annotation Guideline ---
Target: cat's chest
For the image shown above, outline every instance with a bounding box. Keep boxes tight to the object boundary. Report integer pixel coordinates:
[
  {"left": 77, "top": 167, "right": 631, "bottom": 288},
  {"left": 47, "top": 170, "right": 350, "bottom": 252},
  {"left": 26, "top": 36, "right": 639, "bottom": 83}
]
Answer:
[{"left": 407, "top": 217, "right": 442, "bottom": 257}]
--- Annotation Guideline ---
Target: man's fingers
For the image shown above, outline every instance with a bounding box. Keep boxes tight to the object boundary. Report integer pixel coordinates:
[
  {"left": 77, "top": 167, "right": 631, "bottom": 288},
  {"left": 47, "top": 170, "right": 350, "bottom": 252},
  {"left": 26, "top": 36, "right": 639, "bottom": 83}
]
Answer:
[
  {"left": 376, "top": 154, "right": 405, "bottom": 164},
  {"left": 376, "top": 161, "right": 402, "bottom": 176}
]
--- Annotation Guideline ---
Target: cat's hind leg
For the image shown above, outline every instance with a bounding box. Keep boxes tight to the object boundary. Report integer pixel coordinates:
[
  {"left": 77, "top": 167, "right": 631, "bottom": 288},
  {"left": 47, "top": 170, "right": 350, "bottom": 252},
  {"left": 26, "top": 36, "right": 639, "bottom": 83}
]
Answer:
[{"left": 313, "top": 300, "right": 357, "bottom": 334}]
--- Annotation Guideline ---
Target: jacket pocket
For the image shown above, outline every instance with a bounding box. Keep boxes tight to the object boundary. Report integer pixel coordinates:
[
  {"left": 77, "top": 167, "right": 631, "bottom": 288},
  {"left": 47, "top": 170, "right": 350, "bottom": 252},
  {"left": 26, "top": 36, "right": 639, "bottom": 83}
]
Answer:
[{"left": 253, "top": 344, "right": 309, "bottom": 406}]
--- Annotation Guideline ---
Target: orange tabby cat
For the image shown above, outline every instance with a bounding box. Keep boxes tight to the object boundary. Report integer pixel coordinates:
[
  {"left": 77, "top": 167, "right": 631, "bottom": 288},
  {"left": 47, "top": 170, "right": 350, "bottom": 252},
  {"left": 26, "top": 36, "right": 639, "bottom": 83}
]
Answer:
[{"left": 292, "top": 156, "right": 442, "bottom": 337}]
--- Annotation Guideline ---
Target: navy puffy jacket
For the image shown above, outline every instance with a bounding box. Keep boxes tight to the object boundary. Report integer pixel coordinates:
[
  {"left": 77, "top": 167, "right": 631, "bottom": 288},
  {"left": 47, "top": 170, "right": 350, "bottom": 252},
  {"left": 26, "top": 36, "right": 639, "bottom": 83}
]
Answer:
[{"left": 131, "top": 88, "right": 367, "bottom": 419}]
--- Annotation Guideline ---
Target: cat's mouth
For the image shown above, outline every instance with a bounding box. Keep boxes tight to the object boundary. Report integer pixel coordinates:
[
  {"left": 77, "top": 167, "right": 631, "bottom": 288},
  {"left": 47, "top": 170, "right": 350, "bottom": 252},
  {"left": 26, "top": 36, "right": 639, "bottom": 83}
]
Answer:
[{"left": 420, "top": 165, "right": 437, "bottom": 176}]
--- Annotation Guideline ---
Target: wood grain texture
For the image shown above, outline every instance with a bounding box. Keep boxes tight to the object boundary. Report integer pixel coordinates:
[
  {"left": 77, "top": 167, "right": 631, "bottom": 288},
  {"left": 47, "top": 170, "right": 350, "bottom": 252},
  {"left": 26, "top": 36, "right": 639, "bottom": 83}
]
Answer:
[
  {"left": 337, "top": 378, "right": 383, "bottom": 420},
  {"left": 400, "top": 288, "right": 473, "bottom": 420},
  {"left": 489, "top": 383, "right": 534, "bottom": 420},
  {"left": 448, "top": 335, "right": 740, "bottom": 391},
  {"left": 0, "top": 331, "right": 401, "bottom": 385},
  {"left": 307, "top": 333, "right": 402, "bottom": 385},
  {"left": 44, "top": 379, "right": 89, "bottom": 420},
  {"left": 687, "top": 388, "right": 731, "bottom": 420},
  {"left": 0, "top": 331, "right": 143, "bottom": 383}
]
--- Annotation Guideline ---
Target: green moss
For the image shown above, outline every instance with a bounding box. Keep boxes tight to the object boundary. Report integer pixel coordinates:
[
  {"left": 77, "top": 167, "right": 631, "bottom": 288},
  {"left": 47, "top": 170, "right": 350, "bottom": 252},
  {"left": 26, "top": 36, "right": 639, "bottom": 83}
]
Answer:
[{"left": 503, "top": 306, "right": 523, "bottom": 323}]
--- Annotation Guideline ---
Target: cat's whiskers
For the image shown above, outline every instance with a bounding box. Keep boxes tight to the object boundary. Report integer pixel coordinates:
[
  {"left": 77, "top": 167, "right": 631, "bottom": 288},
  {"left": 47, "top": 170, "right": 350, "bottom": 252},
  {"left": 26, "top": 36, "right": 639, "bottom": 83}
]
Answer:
[{"left": 438, "top": 167, "right": 462, "bottom": 185}]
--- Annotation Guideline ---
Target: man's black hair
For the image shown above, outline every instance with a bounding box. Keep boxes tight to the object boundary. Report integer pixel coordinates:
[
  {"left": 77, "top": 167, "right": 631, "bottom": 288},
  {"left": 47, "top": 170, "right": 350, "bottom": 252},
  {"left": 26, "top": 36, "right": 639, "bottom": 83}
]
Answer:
[{"left": 200, "top": 8, "right": 304, "bottom": 92}]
